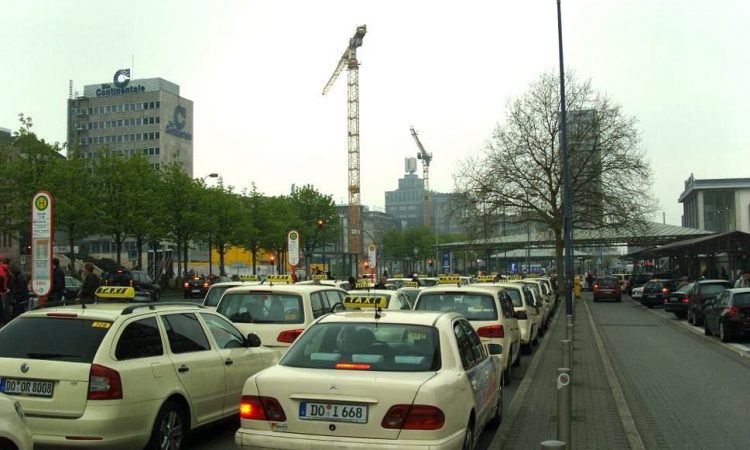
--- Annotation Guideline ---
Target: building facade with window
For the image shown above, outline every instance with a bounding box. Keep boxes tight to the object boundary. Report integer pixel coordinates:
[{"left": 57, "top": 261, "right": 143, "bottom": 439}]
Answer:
[
  {"left": 67, "top": 72, "right": 194, "bottom": 176},
  {"left": 679, "top": 174, "right": 750, "bottom": 233}
]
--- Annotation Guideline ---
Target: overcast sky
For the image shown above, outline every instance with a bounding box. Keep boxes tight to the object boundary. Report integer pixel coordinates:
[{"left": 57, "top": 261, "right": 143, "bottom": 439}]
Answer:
[{"left": 2, "top": 0, "right": 748, "bottom": 226}]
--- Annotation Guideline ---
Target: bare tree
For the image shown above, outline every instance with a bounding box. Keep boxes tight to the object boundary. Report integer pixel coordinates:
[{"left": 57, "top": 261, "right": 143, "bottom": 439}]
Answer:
[{"left": 455, "top": 71, "right": 655, "bottom": 279}]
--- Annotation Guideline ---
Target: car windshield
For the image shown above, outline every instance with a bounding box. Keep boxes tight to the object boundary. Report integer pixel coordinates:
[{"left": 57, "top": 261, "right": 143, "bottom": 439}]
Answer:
[
  {"left": 204, "top": 285, "right": 238, "bottom": 307},
  {"left": 0, "top": 317, "right": 111, "bottom": 363},
  {"left": 217, "top": 292, "right": 304, "bottom": 324},
  {"left": 282, "top": 322, "right": 440, "bottom": 372},
  {"left": 415, "top": 293, "right": 498, "bottom": 320},
  {"left": 734, "top": 293, "right": 750, "bottom": 307},
  {"left": 503, "top": 288, "right": 524, "bottom": 307}
]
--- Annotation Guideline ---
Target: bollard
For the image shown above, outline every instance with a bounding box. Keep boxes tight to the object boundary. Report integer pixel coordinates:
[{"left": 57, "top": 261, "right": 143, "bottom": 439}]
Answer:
[
  {"left": 557, "top": 368, "right": 572, "bottom": 448},
  {"left": 561, "top": 339, "right": 572, "bottom": 371},
  {"left": 567, "top": 322, "right": 574, "bottom": 342},
  {"left": 541, "top": 440, "right": 566, "bottom": 449}
]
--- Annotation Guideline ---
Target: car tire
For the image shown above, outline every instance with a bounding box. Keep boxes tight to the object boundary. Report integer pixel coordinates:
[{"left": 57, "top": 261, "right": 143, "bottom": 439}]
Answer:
[
  {"left": 462, "top": 419, "right": 476, "bottom": 450},
  {"left": 521, "top": 342, "right": 532, "bottom": 355},
  {"left": 617, "top": 296, "right": 622, "bottom": 302},
  {"left": 146, "top": 400, "right": 187, "bottom": 450},
  {"left": 695, "top": 315, "right": 703, "bottom": 327},
  {"left": 704, "top": 323, "right": 712, "bottom": 336},
  {"left": 487, "top": 385, "right": 503, "bottom": 429},
  {"left": 688, "top": 309, "right": 694, "bottom": 325},
  {"left": 183, "top": 292, "right": 189, "bottom": 299},
  {"left": 503, "top": 361, "right": 511, "bottom": 386},
  {"left": 153, "top": 290, "right": 161, "bottom": 302},
  {"left": 512, "top": 352, "right": 521, "bottom": 367},
  {"left": 720, "top": 322, "right": 731, "bottom": 343}
]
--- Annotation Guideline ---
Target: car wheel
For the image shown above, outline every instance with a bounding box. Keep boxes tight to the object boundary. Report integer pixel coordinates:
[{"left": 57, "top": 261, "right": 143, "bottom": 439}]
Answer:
[
  {"left": 487, "top": 385, "right": 503, "bottom": 428},
  {"left": 183, "top": 292, "right": 189, "bottom": 299},
  {"left": 146, "top": 400, "right": 187, "bottom": 450},
  {"left": 688, "top": 309, "right": 694, "bottom": 324},
  {"left": 512, "top": 351, "right": 521, "bottom": 367},
  {"left": 462, "top": 419, "right": 476, "bottom": 450},
  {"left": 617, "top": 296, "right": 622, "bottom": 302},
  {"left": 153, "top": 291, "right": 161, "bottom": 302},
  {"left": 720, "top": 322, "right": 731, "bottom": 343},
  {"left": 521, "top": 342, "right": 532, "bottom": 355},
  {"left": 503, "top": 360, "right": 511, "bottom": 386},
  {"left": 695, "top": 315, "right": 703, "bottom": 327},
  {"left": 704, "top": 322, "right": 712, "bottom": 336}
]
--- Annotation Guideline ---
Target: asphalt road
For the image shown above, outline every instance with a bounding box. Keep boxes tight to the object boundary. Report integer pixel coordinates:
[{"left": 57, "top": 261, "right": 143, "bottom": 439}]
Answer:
[{"left": 589, "top": 294, "right": 750, "bottom": 449}]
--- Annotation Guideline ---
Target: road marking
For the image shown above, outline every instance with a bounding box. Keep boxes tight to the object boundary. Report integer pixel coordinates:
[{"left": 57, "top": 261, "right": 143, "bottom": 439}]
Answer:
[{"left": 583, "top": 299, "right": 646, "bottom": 450}]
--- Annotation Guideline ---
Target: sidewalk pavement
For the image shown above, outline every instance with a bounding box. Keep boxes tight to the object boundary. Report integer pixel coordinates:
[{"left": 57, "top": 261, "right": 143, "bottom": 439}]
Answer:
[{"left": 489, "top": 294, "right": 635, "bottom": 449}]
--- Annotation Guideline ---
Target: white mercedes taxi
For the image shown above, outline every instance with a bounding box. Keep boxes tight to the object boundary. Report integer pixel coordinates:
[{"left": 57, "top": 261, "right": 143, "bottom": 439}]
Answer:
[
  {"left": 235, "top": 308, "right": 502, "bottom": 450},
  {"left": 0, "top": 392, "right": 33, "bottom": 450},
  {"left": 495, "top": 282, "right": 540, "bottom": 354},
  {"left": 513, "top": 280, "right": 551, "bottom": 334},
  {"left": 202, "top": 280, "right": 259, "bottom": 310},
  {"left": 0, "top": 287, "right": 278, "bottom": 450},
  {"left": 344, "top": 289, "right": 414, "bottom": 311},
  {"left": 216, "top": 275, "right": 347, "bottom": 354},
  {"left": 413, "top": 281, "right": 520, "bottom": 386}
]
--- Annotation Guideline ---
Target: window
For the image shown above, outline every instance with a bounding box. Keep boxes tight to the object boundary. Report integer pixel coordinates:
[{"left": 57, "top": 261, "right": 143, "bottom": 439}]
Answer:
[
  {"left": 217, "top": 293, "right": 304, "bottom": 324},
  {"left": 156, "top": 116, "right": 161, "bottom": 124},
  {"left": 162, "top": 313, "right": 211, "bottom": 354},
  {"left": 0, "top": 317, "right": 111, "bottom": 363},
  {"left": 156, "top": 101, "right": 160, "bottom": 108},
  {"left": 454, "top": 321, "right": 475, "bottom": 369},
  {"left": 155, "top": 132, "right": 160, "bottom": 139},
  {"left": 143, "top": 102, "right": 149, "bottom": 110},
  {"left": 201, "top": 313, "right": 245, "bottom": 349},
  {"left": 115, "top": 317, "right": 163, "bottom": 360},
  {"left": 324, "top": 290, "right": 343, "bottom": 311},
  {"left": 311, "top": 292, "right": 326, "bottom": 318},
  {"left": 149, "top": 101, "right": 155, "bottom": 109}
]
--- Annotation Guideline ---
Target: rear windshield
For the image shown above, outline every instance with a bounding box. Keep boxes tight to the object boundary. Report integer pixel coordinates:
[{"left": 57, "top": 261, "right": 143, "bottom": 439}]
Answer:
[
  {"left": 597, "top": 278, "right": 619, "bottom": 288},
  {"left": 217, "top": 292, "right": 304, "bottom": 324},
  {"left": 734, "top": 293, "right": 750, "bottom": 307},
  {"left": 282, "top": 322, "right": 440, "bottom": 372},
  {"left": 204, "top": 285, "right": 238, "bottom": 307},
  {"left": 415, "top": 293, "right": 498, "bottom": 320},
  {"left": 699, "top": 283, "right": 731, "bottom": 297},
  {"left": 0, "top": 317, "right": 111, "bottom": 363},
  {"left": 105, "top": 272, "right": 131, "bottom": 284}
]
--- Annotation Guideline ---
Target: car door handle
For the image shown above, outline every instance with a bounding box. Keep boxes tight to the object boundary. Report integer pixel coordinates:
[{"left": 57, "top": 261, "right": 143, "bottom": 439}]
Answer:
[
  {"left": 177, "top": 365, "right": 189, "bottom": 373},
  {"left": 225, "top": 358, "right": 234, "bottom": 366}
]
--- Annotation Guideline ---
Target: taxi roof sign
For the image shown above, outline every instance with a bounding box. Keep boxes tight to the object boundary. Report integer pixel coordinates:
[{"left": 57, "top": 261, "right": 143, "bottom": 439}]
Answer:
[
  {"left": 312, "top": 274, "right": 328, "bottom": 280},
  {"left": 437, "top": 276, "right": 461, "bottom": 285},
  {"left": 266, "top": 274, "right": 294, "bottom": 284},
  {"left": 476, "top": 275, "right": 495, "bottom": 283},
  {"left": 355, "top": 280, "right": 373, "bottom": 289},
  {"left": 402, "top": 281, "right": 419, "bottom": 288},
  {"left": 343, "top": 295, "right": 387, "bottom": 309},
  {"left": 95, "top": 286, "right": 135, "bottom": 300},
  {"left": 239, "top": 275, "right": 259, "bottom": 281}
]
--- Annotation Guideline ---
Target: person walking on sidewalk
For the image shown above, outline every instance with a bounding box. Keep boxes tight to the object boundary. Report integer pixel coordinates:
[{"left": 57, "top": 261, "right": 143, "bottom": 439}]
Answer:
[
  {"left": 6, "top": 263, "right": 29, "bottom": 320},
  {"left": 49, "top": 257, "right": 66, "bottom": 303},
  {"left": 79, "top": 263, "right": 100, "bottom": 303}
]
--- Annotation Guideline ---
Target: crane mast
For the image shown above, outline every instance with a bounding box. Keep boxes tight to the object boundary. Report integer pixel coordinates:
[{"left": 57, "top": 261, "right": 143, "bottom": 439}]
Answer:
[
  {"left": 410, "top": 127, "right": 433, "bottom": 228},
  {"left": 323, "top": 25, "right": 366, "bottom": 261}
]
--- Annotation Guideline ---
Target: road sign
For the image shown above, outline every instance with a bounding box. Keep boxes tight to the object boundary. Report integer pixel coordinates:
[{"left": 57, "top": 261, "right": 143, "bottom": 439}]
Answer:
[
  {"left": 287, "top": 230, "right": 299, "bottom": 266},
  {"left": 31, "top": 191, "right": 54, "bottom": 297},
  {"left": 556, "top": 371, "right": 571, "bottom": 389},
  {"left": 367, "top": 244, "right": 377, "bottom": 268}
]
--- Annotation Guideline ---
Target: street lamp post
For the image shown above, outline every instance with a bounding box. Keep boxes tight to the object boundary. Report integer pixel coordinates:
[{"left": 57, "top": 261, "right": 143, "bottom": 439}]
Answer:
[{"left": 203, "top": 173, "right": 219, "bottom": 276}]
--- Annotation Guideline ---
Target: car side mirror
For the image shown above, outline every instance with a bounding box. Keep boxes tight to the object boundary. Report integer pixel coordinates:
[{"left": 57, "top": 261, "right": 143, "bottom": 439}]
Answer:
[
  {"left": 487, "top": 343, "right": 502, "bottom": 355},
  {"left": 245, "top": 333, "right": 262, "bottom": 348}
]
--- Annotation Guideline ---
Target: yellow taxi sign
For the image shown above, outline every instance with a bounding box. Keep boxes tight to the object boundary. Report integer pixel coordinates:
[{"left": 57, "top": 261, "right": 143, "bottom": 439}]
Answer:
[
  {"left": 438, "top": 276, "right": 461, "bottom": 285},
  {"left": 402, "top": 281, "right": 419, "bottom": 288},
  {"left": 95, "top": 286, "right": 135, "bottom": 300},
  {"left": 393, "top": 273, "right": 404, "bottom": 278},
  {"left": 266, "top": 274, "right": 294, "bottom": 284},
  {"left": 355, "top": 280, "right": 373, "bottom": 289},
  {"left": 239, "top": 275, "right": 259, "bottom": 281},
  {"left": 312, "top": 274, "right": 328, "bottom": 280},
  {"left": 476, "top": 275, "right": 495, "bottom": 283},
  {"left": 343, "top": 295, "right": 387, "bottom": 308}
]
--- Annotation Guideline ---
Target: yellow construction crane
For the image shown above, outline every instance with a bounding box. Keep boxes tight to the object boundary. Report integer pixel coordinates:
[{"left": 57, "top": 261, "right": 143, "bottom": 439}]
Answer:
[
  {"left": 323, "top": 25, "right": 367, "bottom": 259},
  {"left": 410, "top": 127, "right": 433, "bottom": 228}
]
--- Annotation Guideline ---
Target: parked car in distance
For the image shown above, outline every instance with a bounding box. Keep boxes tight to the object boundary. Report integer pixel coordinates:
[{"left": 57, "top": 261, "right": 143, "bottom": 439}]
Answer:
[
  {"left": 631, "top": 286, "right": 645, "bottom": 300},
  {"left": 102, "top": 268, "right": 161, "bottom": 301},
  {"left": 183, "top": 276, "right": 210, "bottom": 298},
  {"left": 593, "top": 277, "right": 622, "bottom": 302},
  {"left": 703, "top": 288, "right": 750, "bottom": 342},
  {"left": 627, "top": 273, "right": 654, "bottom": 296},
  {"left": 641, "top": 279, "right": 679, "bottom": 308},
  {"left": 687, "top": 279, "right": 734, "bottom": 326},
  {"left": 664, "top": 283, "right": 694, "bottom": 319}
]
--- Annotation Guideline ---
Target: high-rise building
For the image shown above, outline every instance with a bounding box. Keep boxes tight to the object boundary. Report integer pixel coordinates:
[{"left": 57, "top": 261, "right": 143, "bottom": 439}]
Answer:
[
  {"left": 67, "top": 69, "right": 194, "bottom": 176},
  {"left": 567, "top": 109, "right": 603, "bottom": 225}
]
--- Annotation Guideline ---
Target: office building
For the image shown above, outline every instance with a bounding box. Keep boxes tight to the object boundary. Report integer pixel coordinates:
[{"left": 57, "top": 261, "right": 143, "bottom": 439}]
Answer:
[
  {"left": 679, "top": 174, "right": 750, "bottom": 233},
  {"left": 67, "top": 69, "right": 194, "bottom": 176}
]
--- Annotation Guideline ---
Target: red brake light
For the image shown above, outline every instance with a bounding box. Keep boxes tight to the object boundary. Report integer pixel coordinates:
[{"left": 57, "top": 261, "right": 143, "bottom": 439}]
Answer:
[
  {"left": 382, "top": 404, "right": 445, "bottom": 430},
  {"left": 277, "top": 329, "right": 304, "bottom": 344},
  {"left": 335, "top": 363, "right": 371, "bottom": 370},
  {"left": 726, "top": 305, "right": 740, "bottom": 318},
  {"left": 477, "top": 324, "right": 504, "bottom": 338},
  {"left": 239, "top": 396, "right": 286, "bottom": 421},
  {"left": 203, "top": 282, "right": 209, "bottom": 288},
  {"left": 88, "top": 364, "right": 122, "bottom": 400},
  {"left": 680, "top": 295, "right": 689, "bottom": 304},
  {"left": 593, "top": 284, "right": 599, "bottom": 291},
  {"left": 661, "top": 287, "right": 669, "bottom": 294},
  {"left": 183, "top": 282, "right": 189, "bottom": 289}
]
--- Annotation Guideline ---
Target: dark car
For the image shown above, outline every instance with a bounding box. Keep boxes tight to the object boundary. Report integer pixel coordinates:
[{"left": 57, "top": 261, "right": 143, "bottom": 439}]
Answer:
[
  {"left": 641, "top": 279, "right": 679, "bottom": 308},
  {"left": 626, "top": 273, "right": 653, "bottom": 296},
  {"left": 593, "top": 277, "right": 622, "bottom": 302},
  {"left": 703, "top": 288, "right": 750, "bottom": 342},
  {"left": 664, "top": 282, "right": 694, "bottom": 318},
  {"left": 687, "top": 279, "right": 733, "bottom": 326},
  {"left": 102, "top": 269, "right": 161, "bottom": 301},
  {"left": 63, "top": 276, "right": 83, "bottom": 300},
  {"left": 183, "top": 276, "right": 210, "bottom": 298}
]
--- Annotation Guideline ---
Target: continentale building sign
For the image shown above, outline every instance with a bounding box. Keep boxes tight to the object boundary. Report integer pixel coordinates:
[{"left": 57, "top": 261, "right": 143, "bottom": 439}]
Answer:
[{"left": 82, "top": 70, "right": 178, "bottom": 98}]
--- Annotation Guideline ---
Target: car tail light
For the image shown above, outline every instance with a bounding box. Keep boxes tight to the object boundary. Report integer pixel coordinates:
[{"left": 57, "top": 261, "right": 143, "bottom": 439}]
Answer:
[
  {"left": 661, "top": 287, "right": 669, "bottom": 295},
  {"left": 726, "top": 305, "right": 740, "bottom": 318},
  {"left": 203, "top": 282, "right": 209, "bottom": 288},
  {"left": 477, "top": 324, "right": 504, "bottom": 338},
  {"left": 277, "top": 329, "right": 305, "bottom": 343},
  {"left": 183, "top": 282, "right": 189, "bottom": 289},
  {"left": 593, "top": 284, "right": 599, "bottom": 291},
  {"left": 382, "top": 404, "right": 445, "bottom": 430},
  {"left": 516, "top": 311, "right": 528, "bottom": 320},
  {"left": 335, "top": 363, "right": 371, "bottom": 370},
  {"left": 88, "top": 364, "right": 122, "bottom": 400},
  {"left": 680, "top": 295, "right": 689, "bottom": 304},
  {"left": 239, "top": 396, "right": 286, "bottom": 421}
]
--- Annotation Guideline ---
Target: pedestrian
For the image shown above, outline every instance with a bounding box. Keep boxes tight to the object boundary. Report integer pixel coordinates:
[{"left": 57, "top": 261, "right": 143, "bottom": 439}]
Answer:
[
  {"left": 735, "top": 270, "right": 750, "bottom": 288},
  {"left": 79, "top": 263, "right": 100, "bottom": 303},
  {"left": 347, "top": 276, "right": 356, "bottom": 290},
  {"left": 411, "top": 273, "right": 422, "bottom": 287},
  {"left": 6, "top": 263, "right": 29, "bottom": 320},
  {"left": 383, "top": 269, "right": 389, "bottom": 279},
  {"left": 374, "top": 275, "right": 388, "bottom": 289},
  {"left": 49, "top": 257, "right": 66, "bottom": 303}
]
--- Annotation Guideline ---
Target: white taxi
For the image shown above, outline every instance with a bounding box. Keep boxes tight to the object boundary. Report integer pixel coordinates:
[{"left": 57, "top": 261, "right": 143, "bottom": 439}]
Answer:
[
  {"left": 495, "top": 282, "right": 540, "bottom": 354},
  {"left": 513, "top": 280, "right": 551, "bottom": 334},
  {"left": 344, "top": 289, "right": 414, "bottom": 311},
  {"left": 413, "top": 283, "right": 521, "bottom": 386},
  {"left": 235, "top": 309, "right": 502, "bottom": 450},
  {"left": 0, "top": 286, "right": 278, "bottom": 449},
  {"left": 0, "top": 392, "right": 33, "bottom": 450},
  {"left": 216, "top": 275, "right": 347, "bottom": 354},
  {"left": 202, "top": 280, "right": 259, "bottom": 310}
]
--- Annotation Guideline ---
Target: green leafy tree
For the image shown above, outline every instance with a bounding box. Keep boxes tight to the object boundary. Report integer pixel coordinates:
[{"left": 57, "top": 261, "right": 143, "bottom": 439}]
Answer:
[
  {"left": 288, "top": 185, "right": 338, "bottom": 277},
  {"left": 207, "top": 182, "right": 245, "bottom": 276},
  {"left": 261, "top": 195, "right": 298, "bottom": 274},
  {"left": 237, "top": 185, "right": 270, "bottom": 275}
]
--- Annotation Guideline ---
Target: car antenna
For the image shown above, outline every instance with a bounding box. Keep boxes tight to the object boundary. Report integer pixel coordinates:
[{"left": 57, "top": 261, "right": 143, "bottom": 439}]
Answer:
[{"left": 374, "top": 305, "right": 381, "bottom": 320}]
